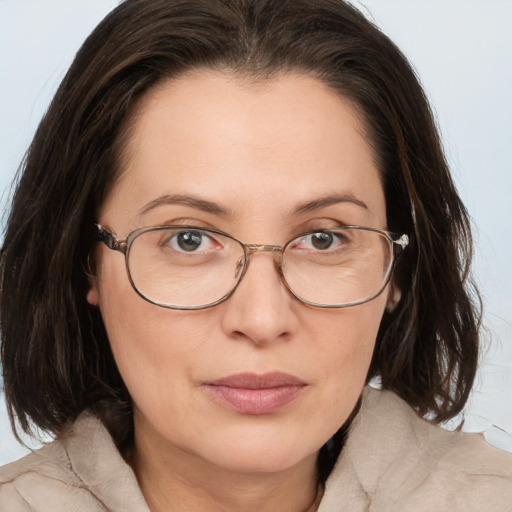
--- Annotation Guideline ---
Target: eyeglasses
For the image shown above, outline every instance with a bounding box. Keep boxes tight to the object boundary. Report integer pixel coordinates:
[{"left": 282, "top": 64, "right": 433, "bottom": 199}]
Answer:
[{"left": 94, "top": 223, "right": 409, "bottom": 310}]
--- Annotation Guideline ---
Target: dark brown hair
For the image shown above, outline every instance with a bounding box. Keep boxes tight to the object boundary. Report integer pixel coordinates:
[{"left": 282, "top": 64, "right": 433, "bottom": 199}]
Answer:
[{"left": 1, "top": 0, "right": 480, "bottom": 480}]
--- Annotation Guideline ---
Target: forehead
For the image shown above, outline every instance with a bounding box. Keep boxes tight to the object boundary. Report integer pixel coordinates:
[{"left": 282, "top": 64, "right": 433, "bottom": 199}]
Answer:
[
  {"left": 102, "top": 70, "right": 385, "bottom": 230},
  {"left": 125, "top": 70, "right": 375, "bottom": 168}
]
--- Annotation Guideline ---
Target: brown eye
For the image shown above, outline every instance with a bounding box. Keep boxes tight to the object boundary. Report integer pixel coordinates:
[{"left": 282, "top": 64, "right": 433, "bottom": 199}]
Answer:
[
  {"left": 176, "top": 231, "right": 204, "bottom": 252},
  {"left": 311, "top": 232, "right": 335, "bottom": 250}
]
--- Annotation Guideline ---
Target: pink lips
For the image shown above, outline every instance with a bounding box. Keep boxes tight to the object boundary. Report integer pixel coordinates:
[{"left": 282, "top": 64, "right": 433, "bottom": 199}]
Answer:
[{"left": 204, "top": 372, "right": 307, "bottom": 415}]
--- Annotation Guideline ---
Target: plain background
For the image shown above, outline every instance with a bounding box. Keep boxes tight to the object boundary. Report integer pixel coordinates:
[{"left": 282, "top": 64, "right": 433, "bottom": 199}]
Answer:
[{"left": 0, "top": 0, "right": 511, "bottom": 464}]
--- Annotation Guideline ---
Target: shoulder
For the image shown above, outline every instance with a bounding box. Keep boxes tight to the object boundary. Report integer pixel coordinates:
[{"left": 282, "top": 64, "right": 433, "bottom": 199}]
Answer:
[
  {"left": 365, "top": 387, "right": 512, "bottom": 470},
  {"left": 0, "top": 439, "right": 101, "bottom": 511},
  {"left": 0, "top": 412, "right": 147, "bottom": 511},
  {"left": 370, "top": 389, "right": 511, "bottom": 507},
  {"left": 323, "top": 387, "right": 512, "bottom": 512}
]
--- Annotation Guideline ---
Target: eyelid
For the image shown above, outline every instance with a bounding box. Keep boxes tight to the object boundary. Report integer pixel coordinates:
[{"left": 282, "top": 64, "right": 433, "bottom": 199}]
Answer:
[
  {"left": 156, "top": 218, "right": 220, "bottom": 229},
  {"left": 298, "top": 218, "right": 351, "bottom": 232}
]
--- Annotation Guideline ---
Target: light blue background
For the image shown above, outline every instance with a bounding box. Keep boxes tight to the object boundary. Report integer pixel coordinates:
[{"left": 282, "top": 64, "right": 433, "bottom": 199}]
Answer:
[{"left": 1, "top": 0, "right": 511, "bottom": 464}]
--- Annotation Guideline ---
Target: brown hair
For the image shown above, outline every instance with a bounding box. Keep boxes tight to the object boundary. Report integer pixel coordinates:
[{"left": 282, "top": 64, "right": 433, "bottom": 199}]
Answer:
[{"left": 1, "top": 0, "right": 480, "bottom": 480}]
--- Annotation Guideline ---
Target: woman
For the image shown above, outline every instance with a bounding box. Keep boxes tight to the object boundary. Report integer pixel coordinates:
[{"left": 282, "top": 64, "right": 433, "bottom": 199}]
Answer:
[{"left": 0, "top": 0, "right": 510, "bottom": 510}]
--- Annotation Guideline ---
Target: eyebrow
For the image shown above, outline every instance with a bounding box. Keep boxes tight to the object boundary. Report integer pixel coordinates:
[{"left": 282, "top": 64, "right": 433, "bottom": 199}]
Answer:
[
  {"left": 138, "top": 194, "right": 233, "bottom": 217},
  {"left": 293, "top": 193, "right": 368, "bottom": 214},
  {"left": 138, "top": 192, "right": 367, "bottom": 218}
]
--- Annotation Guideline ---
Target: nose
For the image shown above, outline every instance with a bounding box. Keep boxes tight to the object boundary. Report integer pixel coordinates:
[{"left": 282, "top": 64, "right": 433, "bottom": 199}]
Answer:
[{"left": 219, "top": 250, "right": 298, "bottom": 346}]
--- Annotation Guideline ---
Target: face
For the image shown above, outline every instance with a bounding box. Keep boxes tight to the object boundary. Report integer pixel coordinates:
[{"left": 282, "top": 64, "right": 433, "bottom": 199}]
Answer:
[{"left": 88, "top": 71, "right": 398, "bottom": 475}]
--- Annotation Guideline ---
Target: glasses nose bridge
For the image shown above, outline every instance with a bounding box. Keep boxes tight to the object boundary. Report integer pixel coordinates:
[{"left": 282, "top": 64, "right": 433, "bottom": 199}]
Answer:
[
  {"left": 243, "top": 243, "right": 284, "bottom": 270},
  {"left": 246, "top": 243, "right": 282, "bottom": 254}
]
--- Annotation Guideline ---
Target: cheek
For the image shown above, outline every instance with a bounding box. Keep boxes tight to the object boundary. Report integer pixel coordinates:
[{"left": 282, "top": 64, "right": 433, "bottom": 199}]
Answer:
[
  {"left": 314, "top": 297, "right": 383, "bottom": 368},
  {"left": 94, "top": 263, "right": 175, "bottom": 400},
  {"left": 97, "top": 279, "right": 217, "bottom": 419},
  {"left": 309, "top": 297, "right": 385, "bottom": 420}
]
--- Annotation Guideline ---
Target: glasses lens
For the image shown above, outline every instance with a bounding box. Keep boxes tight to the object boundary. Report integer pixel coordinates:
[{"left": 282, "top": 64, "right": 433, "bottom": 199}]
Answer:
[
  {"left": 127, "top": 227, "right": 245, "bottom": 308},
  {"left": 282, "top": 228, "right": 393, "bottom": 306},
  {"left": 125, "top": 226, "right": 394, "bottom": 309}
]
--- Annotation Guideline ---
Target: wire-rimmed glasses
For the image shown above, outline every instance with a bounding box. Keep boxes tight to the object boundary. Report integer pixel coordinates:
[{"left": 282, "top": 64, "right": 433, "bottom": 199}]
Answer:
[{"left": 94, "top": 223, "right": 409, "bottom": 310}]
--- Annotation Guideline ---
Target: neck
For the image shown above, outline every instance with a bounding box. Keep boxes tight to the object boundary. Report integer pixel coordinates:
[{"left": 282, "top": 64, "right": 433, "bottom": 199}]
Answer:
[{"left": 128, "top": 431, "right": 321, "bottom": 512}]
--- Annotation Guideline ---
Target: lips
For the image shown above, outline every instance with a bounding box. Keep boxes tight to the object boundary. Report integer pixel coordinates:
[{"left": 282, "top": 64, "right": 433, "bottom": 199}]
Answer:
[{"left": 204, "top": 372, "right": 307, "bottom": 415}]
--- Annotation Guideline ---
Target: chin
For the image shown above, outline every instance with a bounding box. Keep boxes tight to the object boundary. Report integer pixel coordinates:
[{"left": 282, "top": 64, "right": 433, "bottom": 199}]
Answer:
[
  {"left": 208, "top": 449, "right": 314, "bottom": 475},
  {"left": 192, "top": 424, "right": 323, "bottom": 475}
]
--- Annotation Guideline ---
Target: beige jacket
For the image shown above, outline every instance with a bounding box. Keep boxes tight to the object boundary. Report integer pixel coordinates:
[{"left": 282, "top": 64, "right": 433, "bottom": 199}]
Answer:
[{"left": 1, "top": 387, "right": 511, "bottom": 511}]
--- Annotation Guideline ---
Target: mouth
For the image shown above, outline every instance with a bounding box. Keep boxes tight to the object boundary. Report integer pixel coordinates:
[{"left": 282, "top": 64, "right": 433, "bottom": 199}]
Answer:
[{"left": 203, "top": 372, "right": 307, "bottom": 415}]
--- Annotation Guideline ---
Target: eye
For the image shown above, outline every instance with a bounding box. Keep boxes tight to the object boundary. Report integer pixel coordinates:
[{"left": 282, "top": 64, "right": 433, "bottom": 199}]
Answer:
[
  {"left": 309, "top": 232, "right": 337, "bottom": 250},
  {"left": 165, "top": 230, "right": 221, "bottom": 252},
  {"left": 291, "top": 231, "right": 347, "bottom": 251}
]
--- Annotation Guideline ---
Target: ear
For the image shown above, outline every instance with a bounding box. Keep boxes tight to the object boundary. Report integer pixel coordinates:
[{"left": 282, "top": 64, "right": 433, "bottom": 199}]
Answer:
[
  {"left": 85, "top": 252, "right": 100, "bottom": 306},
  {"left": 385, "top": 282, "right": 401, "bottom": 313},
  {"left": 87, "top": 277, "right": 100, "bottom": 306}
]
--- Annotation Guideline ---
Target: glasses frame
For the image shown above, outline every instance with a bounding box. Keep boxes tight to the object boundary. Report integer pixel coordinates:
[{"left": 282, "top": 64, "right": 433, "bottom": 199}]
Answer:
[{"left": 94, "top": 222, "right": 409, "bottom": 310}]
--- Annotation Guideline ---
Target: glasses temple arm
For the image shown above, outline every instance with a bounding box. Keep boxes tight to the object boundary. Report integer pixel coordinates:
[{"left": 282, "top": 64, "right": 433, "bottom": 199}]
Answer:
[{"left": 94, "top": 223, "right": 127, "bottom": 253}]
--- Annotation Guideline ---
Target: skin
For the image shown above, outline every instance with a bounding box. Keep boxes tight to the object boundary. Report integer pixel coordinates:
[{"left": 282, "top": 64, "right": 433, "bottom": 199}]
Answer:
[{"left": 88, "top": 70, "right": 400, "bottom": 512}]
